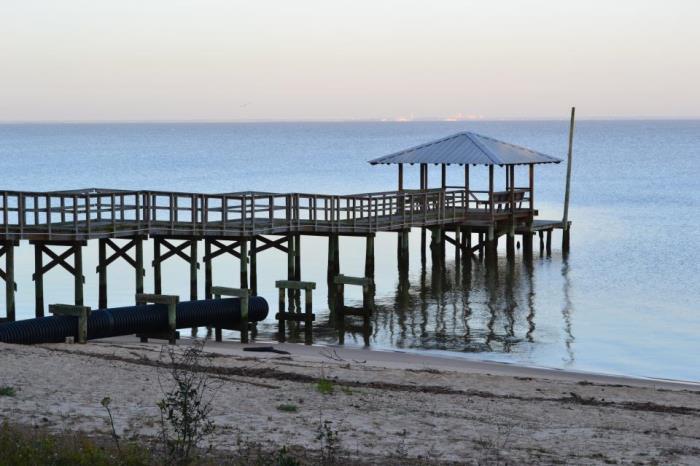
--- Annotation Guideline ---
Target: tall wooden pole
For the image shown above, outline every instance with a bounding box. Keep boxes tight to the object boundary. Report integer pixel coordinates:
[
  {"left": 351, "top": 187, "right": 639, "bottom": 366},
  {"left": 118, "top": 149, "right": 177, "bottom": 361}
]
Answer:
[
  {"left": 562, "top": 107, "right": 575, "bottom": 227},
  {"left": 398, "top": 164, "right": 404, "bottom": 191},
  {"left": 441, "top": 164, "right": 446, "bottom": 189},
  {"left": 562, "top": 107, "right": 575, "bottom": 252}
]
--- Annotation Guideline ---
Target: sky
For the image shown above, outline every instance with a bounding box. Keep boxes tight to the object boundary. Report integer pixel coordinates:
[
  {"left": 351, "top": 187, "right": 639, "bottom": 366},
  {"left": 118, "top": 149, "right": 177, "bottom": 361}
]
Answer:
[{"left": 1, "top": 0, "right": 699, "bottom": 122}]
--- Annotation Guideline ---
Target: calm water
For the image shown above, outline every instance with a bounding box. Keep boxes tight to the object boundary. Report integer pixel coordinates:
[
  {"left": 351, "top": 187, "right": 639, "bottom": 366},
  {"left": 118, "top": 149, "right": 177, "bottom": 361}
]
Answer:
[{"left": 1, "top": 121, "right": 699, "bottom": 381}]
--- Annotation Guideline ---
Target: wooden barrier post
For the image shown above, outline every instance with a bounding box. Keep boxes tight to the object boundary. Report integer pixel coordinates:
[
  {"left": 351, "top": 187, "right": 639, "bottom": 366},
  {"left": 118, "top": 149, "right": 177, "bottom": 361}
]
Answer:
[
  {"left": 211, "top": 286, "right": 250, "bottom": 343},
  {"left": 274, "top": 280, "right": 316, "bottom": 345},
  {"left": 135, "top": 293, "right": 179, "bottom": 345},
  {"left": 49, "top": 304, "right": 91, "bottom": 343},
  {"left": 334, "top": 274, "right": 374, "bottom": 346}
]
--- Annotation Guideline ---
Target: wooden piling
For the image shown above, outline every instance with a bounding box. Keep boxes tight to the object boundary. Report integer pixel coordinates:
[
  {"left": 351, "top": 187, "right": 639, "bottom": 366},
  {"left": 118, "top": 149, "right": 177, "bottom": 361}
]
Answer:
[
  {"left": 365, "top": 234, "right": 375, "bottom": 280},
  {"left": 546, "top": 229, "right": 552, "bottom": 255},
  {"left": 250, "top": 237, "right": 258, "bottom": 295},
  {"left": 98, "top": 239, "right": 107, "bottom": 308},
  {"left": 74, "top": 243, "right": 83, "bottom": 306},
  {"left": 34, "top": 243, "right": 43, "bottom": 317},
  {"left": 204, "top": 239, "right": 212, "bottom": 299},
  {"left": 239, "top": 240, "right": 248, "bottom": 290},
  {"left": 153, "top": 238, "right": 162, "bottom": 295},
  {"left": 2, "top": 242, "right": 15, "bottom": 322},
  {"left": 189, "top": 240, "right": 198, "bottom": 300},
  {"left": 135, "top": 237, "right": 144, "bottom": 295}
]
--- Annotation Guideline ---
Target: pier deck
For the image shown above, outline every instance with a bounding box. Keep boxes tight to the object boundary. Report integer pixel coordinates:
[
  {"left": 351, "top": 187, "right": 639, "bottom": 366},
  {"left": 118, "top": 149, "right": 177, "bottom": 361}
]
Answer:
[{"left": 1, "top": 187, "right": 538, "bottom": 241}]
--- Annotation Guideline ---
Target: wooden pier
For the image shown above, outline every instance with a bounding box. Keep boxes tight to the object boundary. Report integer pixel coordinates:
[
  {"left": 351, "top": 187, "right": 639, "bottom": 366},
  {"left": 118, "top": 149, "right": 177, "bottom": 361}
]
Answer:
[{"left": 0, "top": 125, "right": 574, "bottom": 346}]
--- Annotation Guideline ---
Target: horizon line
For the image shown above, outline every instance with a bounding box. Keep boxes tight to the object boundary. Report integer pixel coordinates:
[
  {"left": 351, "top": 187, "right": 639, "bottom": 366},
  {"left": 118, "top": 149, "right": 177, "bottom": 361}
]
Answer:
[{"left": 2, "top": 115, "right": 700, "bottom": 124}]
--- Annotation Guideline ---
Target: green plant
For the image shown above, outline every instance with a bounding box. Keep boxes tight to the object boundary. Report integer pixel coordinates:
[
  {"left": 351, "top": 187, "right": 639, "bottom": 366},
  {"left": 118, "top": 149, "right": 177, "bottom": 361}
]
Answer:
[
  {"left": 0, "top": 385, "right": 16, "bottom": 397},
  {"left": 316, "top": 379, "right": 334, "bottom": 395},
  {"left": 277, "top": 403, "right": 299, "bottom": 413},
  {"left": 101, "top": 396, "right": 121, "bottom": 455},
  {"left": 157, "top": 341, "right": 217, "bottom": 465},
  {"left": 316, "top": 417, "right": 340, "bottom": 465}
]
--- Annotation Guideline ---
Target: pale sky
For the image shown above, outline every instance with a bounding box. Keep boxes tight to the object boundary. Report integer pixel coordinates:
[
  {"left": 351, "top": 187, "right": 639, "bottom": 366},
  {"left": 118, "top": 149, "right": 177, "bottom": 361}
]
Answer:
[{"left": 2, "top": 0, "right": 699, "bottom": 121}]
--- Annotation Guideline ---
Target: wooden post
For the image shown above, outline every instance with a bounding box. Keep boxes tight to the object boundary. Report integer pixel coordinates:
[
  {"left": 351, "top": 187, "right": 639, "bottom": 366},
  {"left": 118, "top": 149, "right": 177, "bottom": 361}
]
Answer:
[
  {"left": 135, "top": 236, "right": 144, "bottom": 295},
  {"left": 250, "top": 237, "right": 258, "bottom": 296},
  {"left": 294, "top": 234, "right": 301, "bottom": 309},
  {"left": 441, "top": 164, "right": 446, "bottom": 189},
  {"left": 189, "top": 240, "right": 198, "bottom": 301},
  {"left": 529, "top": 164, "right": 535, "bottom": 215},
  {"left": 506, "top": 231, "right": 515, "bottom": 261},
  {"left": 304, "top": 287, "right": 313, "bottom": 345},
  {"left": 288, "top": 235, "right": 295, "bottom": 310},
  {"left": 204, "top": 239, "right": 212, "bottom": 299},
  {"left": 34, "top": 243, "right": 43, "bottom": 317},
  {"left": 523, "top": 231, "right": 533, "bottom": 261},
  {"left": 98, "top": 239, "right": 107, "bottom": 308},
  {"left": 562, "top": 106, "right": 575, "bottom": 252},
  {"left": 278, "top": 287, "right": 286, "bottom": 342},
  {"left": 365, "top": 234, "right": 375, "bottom": 281},
  {"left": 546, "top": 229, "right": 552, "bottom": 255},
  {"left": 74, "top": 243, "right": 83, "bottom": 306},
  {"left": 240, "top": 239, "right": 248, "bottom": 290},
  {"left": 398, "top": 164, "right": 404, "bottom": 191},
  {"left": 454, "top": 227, "right": 461, "bottom": 262},
  {"left": 539, "top": 231, "right": 545, "bottom": 255},
  {"left": 2, "top": 242, "right": 15, "bottom": 322},
  {"left": 488, "top": 165, "right": 495, "bottom": 222},
  {"left": 153, "top": 238, "right": 162, "bottom": 295},
  {"left": 465, "top": 165, "right": 470, "bottom": 192}
]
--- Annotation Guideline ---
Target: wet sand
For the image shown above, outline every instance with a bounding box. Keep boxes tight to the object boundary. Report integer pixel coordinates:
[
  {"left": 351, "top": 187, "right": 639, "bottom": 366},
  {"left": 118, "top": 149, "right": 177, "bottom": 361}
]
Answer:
[{"left": 1, "top": 338, "right": 699, "bottom": 464}]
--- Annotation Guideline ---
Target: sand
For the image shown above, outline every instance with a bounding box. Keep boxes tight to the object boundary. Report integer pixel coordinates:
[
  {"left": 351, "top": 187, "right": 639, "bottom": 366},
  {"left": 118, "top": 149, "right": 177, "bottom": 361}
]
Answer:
[{"left": 1, "top": 337, "right": 699, "bottom": 465}]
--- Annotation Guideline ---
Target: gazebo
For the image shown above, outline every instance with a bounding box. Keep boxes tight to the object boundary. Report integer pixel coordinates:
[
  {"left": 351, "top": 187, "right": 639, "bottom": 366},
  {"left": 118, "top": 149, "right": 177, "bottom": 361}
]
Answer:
[{"left": 369, "top": 131, "right": 564, "bottom": 259}]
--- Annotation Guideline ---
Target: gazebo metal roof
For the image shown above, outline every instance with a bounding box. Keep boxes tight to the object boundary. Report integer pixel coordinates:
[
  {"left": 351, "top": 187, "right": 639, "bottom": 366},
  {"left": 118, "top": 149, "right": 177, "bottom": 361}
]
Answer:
[{"left": 368, "top": 131, "right": 561, "bottom": 166}]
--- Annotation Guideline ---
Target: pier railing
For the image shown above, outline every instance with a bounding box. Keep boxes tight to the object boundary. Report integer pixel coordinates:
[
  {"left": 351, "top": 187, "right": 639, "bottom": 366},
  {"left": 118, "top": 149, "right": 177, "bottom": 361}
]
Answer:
[{"left": 0, "top": 187, "right": 532, "bottom": 240}]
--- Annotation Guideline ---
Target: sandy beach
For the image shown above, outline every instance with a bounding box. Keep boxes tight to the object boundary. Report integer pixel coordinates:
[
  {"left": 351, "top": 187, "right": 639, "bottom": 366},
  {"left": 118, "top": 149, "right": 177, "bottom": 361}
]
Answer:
[{"left": 1, "top": 338, "right": 699, "bottom": 464}]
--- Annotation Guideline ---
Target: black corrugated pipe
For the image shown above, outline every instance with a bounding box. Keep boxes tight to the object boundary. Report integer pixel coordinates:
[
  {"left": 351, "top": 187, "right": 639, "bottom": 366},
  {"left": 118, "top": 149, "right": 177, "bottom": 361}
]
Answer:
[{"left": 0, "top": 297, "right": 268, "bottom": 345}]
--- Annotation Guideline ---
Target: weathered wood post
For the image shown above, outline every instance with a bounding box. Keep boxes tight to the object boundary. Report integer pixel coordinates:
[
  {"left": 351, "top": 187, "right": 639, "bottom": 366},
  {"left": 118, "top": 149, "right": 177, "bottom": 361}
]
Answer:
[
  {"left": 294, "top": 234, "right": 301, "bottom": 310},
  {"left": 153, "top": 238, "right": 162, "bottom": 295},
  {"left": 135, "top": 236, "right": 144, "bottom": 295},
  {"left": 250, "top": 237, "right": 258, "bottom": 296},
  {"left": 98, "top": 239, "right": 107, "bottom": 308},
  {"left": 74, "top": 243, "right": 83, "bottom": 306},
  {"left": 288, "top": 235, "right": 295, "bottom": 310},
  {"left": 546, "top": 229, "right": 552, "bottom": 255},
  {"left": 562, "top": 106, "right": 575, "bottom": 254},
  {"left": 189, "top": 240, "right": 198, "bottom": 301},
  {"left": 1, "top": 241, "right": 16, "bottom": 322},
  {"left": 204, "top": 239, "right": 212, "bottom": 299},
  {"left": 239, "top": 239, "right": 248, "bottom": 290},
  {"left": 365, "top": 234, "right": 375, "bottom": 281},
  {"left": 34, "top": 243, "right": 43, "bottom": 317},
  {"left": 522, "top": 231, "right": 533, "bottom": 261}
]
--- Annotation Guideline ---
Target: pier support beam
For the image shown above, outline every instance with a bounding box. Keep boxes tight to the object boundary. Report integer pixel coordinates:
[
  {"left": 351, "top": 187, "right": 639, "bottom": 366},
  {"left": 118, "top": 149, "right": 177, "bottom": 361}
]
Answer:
[
  {"left": 96, "top": 237, "right": 146, "bottom": 309},
  {"left": 430, "top": 227, "right": 444, "bottom": 263},
  {"left": 506, "top": 227, "right": 515, "bottom": 261},
  {"left": 250, "top": 237, "right": 257, "bottom": 296},
  {"left": 31, "top": 241, "right": 86, "bottom": 317},
  {"left": 522, "top": 230, "right": 533, "bottom": 261},
  {"left": 365, "top": 234, "right": 375, "bottom": 282},
  {"left": 398, "top": 229, "right": 410, "bottom": 267},
  {"left": 327, "top": 234, "right": 340, "bottom": 312},
  {"left": 152, "top": 237, "right": 199, "bottom": 299},
  {"left": 0, "top": 241, "right": 17, "bottom": 322},
  {"left": 485, "top": 227, "right": 498, "bottom": 264}
]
